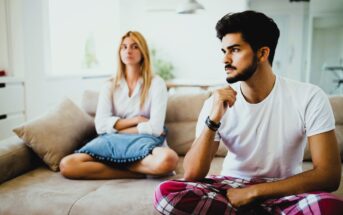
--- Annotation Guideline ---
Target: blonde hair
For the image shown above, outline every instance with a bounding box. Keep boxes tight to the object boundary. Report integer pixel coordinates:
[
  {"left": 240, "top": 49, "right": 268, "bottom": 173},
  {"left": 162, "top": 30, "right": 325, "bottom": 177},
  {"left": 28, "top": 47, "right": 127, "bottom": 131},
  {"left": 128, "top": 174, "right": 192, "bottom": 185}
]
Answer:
[{"left": 113, "top": 31, "right": 153, "bottom": 108}]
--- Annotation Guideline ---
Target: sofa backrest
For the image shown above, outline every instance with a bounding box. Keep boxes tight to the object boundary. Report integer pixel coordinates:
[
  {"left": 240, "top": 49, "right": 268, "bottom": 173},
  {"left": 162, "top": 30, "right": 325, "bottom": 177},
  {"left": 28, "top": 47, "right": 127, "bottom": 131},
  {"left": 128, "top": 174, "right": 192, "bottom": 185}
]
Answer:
[
  {"left": 82, "top": 90, "right": 99, "bottom": 117},
  {"left": 303, "top": 96, "right": 343, "bottom": 161},
  {"left": 164, "top": 92, "right": 209, "bottom": 155},
  {"left": 331, "top": 96, "right": 343, "bottom": 161},
  {"left": 81, "top": 90, "right": 228, "bottom": 157},
  {"left": 81, "top": 91, "right": 343, "bottom": 161}
]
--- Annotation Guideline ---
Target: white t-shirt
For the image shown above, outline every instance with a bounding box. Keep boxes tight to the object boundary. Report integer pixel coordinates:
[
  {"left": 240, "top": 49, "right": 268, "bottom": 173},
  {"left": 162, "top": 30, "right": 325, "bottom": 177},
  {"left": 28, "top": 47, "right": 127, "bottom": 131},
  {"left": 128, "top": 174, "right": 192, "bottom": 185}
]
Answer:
[
  {"left": 95, "top": 75, "right": 168, "bottom": 136},
  {"left": 196, "top": 76, "right": 335, "bottom": 179}
]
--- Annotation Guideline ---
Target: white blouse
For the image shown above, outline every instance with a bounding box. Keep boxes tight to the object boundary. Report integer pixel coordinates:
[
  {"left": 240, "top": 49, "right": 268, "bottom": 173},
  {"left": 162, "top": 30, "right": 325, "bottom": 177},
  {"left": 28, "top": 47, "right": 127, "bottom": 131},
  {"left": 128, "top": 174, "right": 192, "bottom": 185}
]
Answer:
[{"left": 94, "top": 76, "right": 168, "bottom": 136}]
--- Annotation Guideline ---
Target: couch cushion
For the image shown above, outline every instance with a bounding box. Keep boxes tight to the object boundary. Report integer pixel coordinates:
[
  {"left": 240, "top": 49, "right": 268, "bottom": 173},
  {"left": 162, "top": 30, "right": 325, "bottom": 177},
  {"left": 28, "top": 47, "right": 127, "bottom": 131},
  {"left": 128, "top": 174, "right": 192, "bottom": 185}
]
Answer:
[
  {"left": 0, "top": 156, "right": 224, "bottom": 215},
  {"left": 336, "top": 125, "right": 343, "bottom": 159},
  {"left": 13, "top": 98, "right": 96, "bottom": 171},
  {"left": 69, "top": 156, "right": 224, "bottom": 215},
  {"left": 303, "top": 96, "right": 343, "bottom": 161},
  {"left": 82, "top": 90, "right": 99, "bottom": 117},
  {"left": 0, "top": 167, "right": 107, "bottom": 215},
  {"left": 331, "top": 96, "right": 343, "bottom": 161},
  {"left": 165, "top": 92, "right": 211, "bottom": 122},
  {"left": 0, "top": 136, "right": 38, "bottom": 183},
  {"left": 165, "top": 121, "right": 196, "bottom": 155},
  {"left": 70, "top": 179, "right": 162, "bottom": 215},
  {"left": 330, "top": 96, "right": 343, "bottom": 125},
  {"left": 0, "top": 158, "right": 342, "bottom": 215},
  {"left": 165, "top": 92, "right": 228, "bottom": 156}
]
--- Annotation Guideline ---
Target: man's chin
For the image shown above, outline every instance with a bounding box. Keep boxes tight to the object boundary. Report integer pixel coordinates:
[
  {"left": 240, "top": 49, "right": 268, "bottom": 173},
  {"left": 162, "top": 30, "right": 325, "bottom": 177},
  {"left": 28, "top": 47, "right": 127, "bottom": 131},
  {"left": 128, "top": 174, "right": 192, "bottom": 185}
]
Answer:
[{"left": 226, "top": 77, "right": 240, "bottom": 84}]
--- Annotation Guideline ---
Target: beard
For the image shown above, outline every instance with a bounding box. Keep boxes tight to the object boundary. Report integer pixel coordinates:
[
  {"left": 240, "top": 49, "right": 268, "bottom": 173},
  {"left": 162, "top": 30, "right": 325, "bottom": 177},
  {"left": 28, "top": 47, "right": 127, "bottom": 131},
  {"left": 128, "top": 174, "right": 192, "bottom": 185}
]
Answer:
[{"left": 226, "top": 55, "right": 258, "bottom": 84}]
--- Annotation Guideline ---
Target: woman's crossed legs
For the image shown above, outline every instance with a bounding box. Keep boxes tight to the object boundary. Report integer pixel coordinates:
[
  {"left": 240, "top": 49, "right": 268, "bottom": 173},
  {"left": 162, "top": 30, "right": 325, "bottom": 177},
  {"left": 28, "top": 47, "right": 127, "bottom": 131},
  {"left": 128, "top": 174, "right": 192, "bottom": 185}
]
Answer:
[{"left": 59, "top": 147, "right": 178, "bottom": 180}]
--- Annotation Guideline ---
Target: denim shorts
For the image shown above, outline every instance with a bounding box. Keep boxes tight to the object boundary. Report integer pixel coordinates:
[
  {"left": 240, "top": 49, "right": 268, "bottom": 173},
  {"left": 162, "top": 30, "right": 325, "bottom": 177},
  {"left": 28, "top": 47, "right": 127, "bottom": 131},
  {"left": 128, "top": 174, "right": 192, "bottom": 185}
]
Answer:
[{"left": 75, "top": 131, "right": 166, "bottom": 164}]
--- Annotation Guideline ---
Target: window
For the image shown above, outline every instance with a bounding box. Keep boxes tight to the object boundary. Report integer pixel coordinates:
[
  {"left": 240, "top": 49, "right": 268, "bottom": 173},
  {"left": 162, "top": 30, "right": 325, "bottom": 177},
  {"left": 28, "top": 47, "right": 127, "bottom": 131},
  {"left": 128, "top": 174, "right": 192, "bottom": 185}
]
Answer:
[
  {"left": 47, "top": 0, "right": 120, "bottom": 77},
  {"left": 0, "top": 0, "right": 9, "bottom": 76}
]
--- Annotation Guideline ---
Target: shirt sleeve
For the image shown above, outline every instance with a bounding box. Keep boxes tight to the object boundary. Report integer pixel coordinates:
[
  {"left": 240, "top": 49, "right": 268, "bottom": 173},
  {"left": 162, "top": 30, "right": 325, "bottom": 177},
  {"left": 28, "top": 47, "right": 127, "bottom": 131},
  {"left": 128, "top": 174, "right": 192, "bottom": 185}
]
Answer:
[
  {"left": 305, "top": 87, "right": 335, "bottom": 137},
  {"left": 195, "top": 96, "right": 221, "bottom": 141},
  {"left": 137, "top": 77, "right": 168, "bottom": 136},
  {"left": 94, "top": 82, "right": 120, "bottom": 134}
]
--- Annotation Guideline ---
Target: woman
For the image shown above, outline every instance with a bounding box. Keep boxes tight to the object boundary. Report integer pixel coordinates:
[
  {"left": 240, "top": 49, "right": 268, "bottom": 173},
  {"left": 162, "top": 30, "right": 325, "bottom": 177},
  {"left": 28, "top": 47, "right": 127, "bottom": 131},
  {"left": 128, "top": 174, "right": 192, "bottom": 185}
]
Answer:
[{"left": 60, "top": 31, "right": 178, "bottom": 179}]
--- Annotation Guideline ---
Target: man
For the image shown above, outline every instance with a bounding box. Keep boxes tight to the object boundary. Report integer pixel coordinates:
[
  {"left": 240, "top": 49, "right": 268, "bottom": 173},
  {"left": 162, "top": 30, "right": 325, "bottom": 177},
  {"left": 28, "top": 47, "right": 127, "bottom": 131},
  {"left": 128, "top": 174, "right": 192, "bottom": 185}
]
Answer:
[{"left": 154, "top": 10, "right": 343, "bottom": 214}]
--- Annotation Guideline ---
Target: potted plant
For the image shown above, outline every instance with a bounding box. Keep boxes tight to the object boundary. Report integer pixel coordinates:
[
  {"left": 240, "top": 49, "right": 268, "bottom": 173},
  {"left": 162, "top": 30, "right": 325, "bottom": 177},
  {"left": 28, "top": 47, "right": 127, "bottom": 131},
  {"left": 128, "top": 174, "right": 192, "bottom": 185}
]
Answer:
[{"left": 151, "top": 48, "right": 174, "bottom": 81}]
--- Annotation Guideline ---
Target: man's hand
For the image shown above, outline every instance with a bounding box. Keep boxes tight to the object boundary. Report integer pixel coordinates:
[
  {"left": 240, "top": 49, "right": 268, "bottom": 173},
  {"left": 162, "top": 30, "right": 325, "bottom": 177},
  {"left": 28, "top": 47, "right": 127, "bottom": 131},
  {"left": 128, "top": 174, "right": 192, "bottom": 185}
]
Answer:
[
  {"left": 210, "top": 86, "right": 237, "bottom": 123},
  {"left": 226, "top": 186, "right": 258, "bottom": 208}
]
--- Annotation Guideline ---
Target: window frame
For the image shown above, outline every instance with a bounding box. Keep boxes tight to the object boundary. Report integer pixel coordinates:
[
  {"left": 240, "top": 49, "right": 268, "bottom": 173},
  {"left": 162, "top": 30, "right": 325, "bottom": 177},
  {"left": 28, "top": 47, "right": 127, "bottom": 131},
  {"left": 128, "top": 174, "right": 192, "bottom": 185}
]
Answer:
[{"left": 43, "top": 0, "right": 121, "bottom": 79}]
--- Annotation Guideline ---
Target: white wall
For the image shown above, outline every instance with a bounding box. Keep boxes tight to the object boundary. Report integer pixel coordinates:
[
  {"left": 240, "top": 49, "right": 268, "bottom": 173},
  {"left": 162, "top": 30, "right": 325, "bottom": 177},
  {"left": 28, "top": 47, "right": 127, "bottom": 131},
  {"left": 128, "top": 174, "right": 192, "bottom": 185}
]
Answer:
[
  {"left": 310, "top": 23, "right": 343, "bottom": 94},
  {"left": 6, "top": 0, "right": 342, "bottom": 122},
  {"left": 20, "top": 0, "right": 112, "bottom": 120},
  {"left": 0, "top": 0, "right": 9, "bottom": 73},
  {"left": 118, "top": 0, "right": 248, "bottom": 83},
  {"left": 307, "top": 0, "right": 343, "bottom": 94},
  {"left": 249, "top": 0, "right": 309, "bottom": 81},
  {"left": 6, "top": 0, "right": 248, "bottom": 120}
]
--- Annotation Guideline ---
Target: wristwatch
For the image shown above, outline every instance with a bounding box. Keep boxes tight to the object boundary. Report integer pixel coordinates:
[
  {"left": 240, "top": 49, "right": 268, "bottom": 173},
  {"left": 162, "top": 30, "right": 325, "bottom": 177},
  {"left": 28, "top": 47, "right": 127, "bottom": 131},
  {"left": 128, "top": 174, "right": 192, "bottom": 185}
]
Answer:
[{"left": 205, "top": 116, "right": 221, "bottom": 131}]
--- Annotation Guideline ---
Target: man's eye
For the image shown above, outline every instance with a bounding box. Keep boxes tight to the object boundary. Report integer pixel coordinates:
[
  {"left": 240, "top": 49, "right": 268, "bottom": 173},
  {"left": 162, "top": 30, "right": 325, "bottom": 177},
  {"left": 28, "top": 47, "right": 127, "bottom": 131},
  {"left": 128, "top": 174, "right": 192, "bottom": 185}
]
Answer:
[{"left": 232, "top": 48, "right": 239, "bottom": 52}]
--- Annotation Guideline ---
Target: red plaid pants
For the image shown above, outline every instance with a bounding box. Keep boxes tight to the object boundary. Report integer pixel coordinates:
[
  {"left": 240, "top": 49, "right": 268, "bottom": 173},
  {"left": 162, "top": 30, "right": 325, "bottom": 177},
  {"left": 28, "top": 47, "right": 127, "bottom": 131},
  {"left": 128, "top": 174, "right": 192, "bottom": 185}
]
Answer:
[{"left": 154, "top": 175, "right": 343, "bottom": 215}]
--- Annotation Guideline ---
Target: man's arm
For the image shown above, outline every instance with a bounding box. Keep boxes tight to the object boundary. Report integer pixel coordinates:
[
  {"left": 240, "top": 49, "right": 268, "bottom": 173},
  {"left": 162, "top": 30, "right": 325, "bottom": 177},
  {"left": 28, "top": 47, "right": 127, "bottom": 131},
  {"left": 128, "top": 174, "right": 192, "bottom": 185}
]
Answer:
[
  {"left": 183, "top": 86, "right": 237, "bottom": 181},
  {"left": 183, "top": 130, "right": 220, "bottom": 181},
  {"left": 227, "top": 130, "right": 341, "bottom": 207}
]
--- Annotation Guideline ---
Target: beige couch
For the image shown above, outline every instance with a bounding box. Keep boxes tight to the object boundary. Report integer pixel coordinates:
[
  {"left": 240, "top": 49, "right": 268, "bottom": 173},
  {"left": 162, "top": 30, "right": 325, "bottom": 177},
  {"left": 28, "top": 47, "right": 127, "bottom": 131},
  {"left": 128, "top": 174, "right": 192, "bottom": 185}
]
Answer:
[{"left": 0, "top": 91, "right": 342, "bottom": 215}]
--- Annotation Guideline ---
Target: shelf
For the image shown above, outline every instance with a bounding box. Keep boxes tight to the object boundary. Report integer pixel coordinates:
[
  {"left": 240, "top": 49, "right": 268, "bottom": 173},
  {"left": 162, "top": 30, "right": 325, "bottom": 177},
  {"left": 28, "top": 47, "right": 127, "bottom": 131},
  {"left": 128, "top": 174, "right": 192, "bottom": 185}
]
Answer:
[
  {"left": 0, "top": 77, "right": 25, "bottom": 83},
  {"left": 0, "top": 78, "right": 25, "bottom": 140},
  {"left": 324, "top": 66, "right": 343, "bottom": 71},
  {"left": 166, "top": 79, "right": 225, "bottom": 91}
]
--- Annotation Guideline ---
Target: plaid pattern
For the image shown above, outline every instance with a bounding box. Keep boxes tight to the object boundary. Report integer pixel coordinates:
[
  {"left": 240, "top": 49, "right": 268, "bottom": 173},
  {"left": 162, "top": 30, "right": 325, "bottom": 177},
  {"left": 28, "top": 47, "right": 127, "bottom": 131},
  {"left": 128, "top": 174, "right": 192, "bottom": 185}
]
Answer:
[{"left": 154, "top": 175, "right": 343, "bottom": 215}]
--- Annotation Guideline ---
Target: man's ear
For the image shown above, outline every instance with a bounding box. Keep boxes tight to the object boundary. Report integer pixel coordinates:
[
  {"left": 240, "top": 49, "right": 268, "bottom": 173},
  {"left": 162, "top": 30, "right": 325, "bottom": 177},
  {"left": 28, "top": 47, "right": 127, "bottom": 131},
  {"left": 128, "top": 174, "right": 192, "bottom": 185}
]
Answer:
[{"left": 257, "top": 47, "right": 270, "bottom": 63}]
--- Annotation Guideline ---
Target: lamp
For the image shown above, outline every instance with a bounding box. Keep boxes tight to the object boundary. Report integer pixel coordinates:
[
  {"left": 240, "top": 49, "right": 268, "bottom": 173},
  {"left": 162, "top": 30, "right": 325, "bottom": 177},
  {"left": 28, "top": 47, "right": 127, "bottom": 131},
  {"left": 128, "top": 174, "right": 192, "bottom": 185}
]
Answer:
[{"left": 176, "top": 0, "right": 204, "bottom": 14}]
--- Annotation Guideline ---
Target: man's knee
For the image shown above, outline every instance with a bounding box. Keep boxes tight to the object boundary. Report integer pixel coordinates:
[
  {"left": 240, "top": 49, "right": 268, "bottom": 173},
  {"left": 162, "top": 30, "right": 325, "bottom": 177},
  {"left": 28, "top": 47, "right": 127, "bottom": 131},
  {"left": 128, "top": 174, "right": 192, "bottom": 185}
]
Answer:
[
  {"left": 154, "top": 180, "right": 186, "bottom": 212},
  {"left": 157, "top": 180, "right": 187, "bottom": 196},
  {"left": 315, "top": 193, "right": 343, "bottom": 215}
]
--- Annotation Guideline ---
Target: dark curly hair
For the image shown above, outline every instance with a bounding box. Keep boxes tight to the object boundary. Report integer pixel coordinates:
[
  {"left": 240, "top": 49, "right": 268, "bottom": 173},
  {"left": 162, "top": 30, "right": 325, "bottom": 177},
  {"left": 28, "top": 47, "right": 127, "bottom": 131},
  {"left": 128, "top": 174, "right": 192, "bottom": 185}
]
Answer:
[{"left": 215, "top": 10, "right": 280, "bottom": 65}]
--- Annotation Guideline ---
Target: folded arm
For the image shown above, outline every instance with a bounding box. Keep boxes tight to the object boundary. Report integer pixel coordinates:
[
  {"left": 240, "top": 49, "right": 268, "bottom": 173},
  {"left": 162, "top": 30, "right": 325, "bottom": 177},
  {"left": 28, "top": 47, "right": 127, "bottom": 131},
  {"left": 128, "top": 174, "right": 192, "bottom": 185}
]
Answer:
[
  {"left": 95, "top": 78, "right": 167, "bottom": 136},
  {"left": 118, "top": 126, "right": 139, "bottom": 134},
  {"left": 136, "top": 78, "right": 168, "bottom": 136},
  {"left": 115, "top": 116, "right": 148, "bottom": 132}
]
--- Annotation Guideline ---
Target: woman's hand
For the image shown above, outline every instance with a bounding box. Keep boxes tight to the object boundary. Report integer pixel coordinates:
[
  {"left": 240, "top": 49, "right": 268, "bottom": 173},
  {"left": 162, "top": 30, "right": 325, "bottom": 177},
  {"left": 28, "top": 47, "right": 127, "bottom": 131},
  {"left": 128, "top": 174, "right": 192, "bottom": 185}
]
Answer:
[
  {"left": 134, "top": 116, "right": 149, "bottom": 124},
  {"left": 114, "top": 116, "right": 148, "bottom": 131}
]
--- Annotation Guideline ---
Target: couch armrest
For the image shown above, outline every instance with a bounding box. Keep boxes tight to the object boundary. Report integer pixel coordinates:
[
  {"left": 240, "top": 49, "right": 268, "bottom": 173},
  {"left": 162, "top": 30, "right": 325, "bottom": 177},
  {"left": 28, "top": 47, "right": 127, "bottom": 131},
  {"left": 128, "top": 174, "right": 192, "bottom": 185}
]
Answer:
[{"left": 0, "top": 136, "right": 38, "bottom": 184}]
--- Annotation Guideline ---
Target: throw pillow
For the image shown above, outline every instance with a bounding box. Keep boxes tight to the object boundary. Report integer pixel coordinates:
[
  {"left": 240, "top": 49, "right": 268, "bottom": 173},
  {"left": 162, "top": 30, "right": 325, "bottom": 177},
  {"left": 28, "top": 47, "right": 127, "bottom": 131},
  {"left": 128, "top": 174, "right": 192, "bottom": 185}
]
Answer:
[
  {"left": 13, "top": 98, "right": 96, "bottom": 171},
  {"left": 76, "top": 132, "right": 166, "bottom": 163}
]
